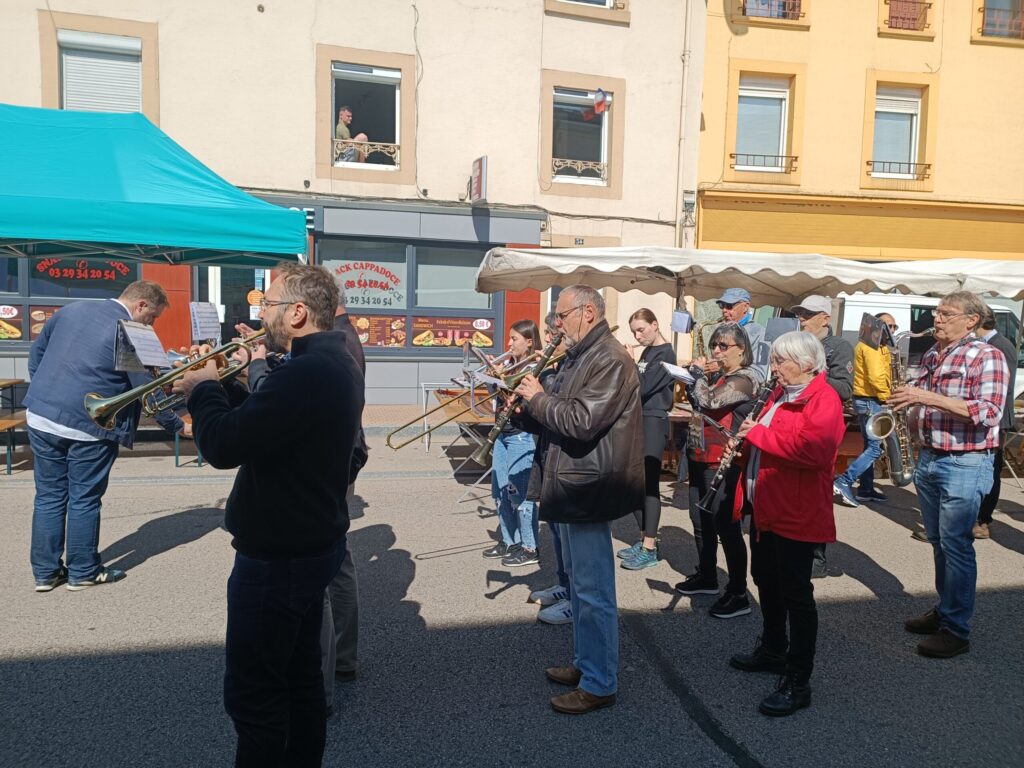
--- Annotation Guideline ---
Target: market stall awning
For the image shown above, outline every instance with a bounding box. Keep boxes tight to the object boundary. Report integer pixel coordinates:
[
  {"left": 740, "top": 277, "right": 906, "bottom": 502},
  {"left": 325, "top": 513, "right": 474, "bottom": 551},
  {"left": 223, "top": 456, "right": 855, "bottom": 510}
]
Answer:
[
  {"left": 0, "top": 103, "right": 307, "bottom": 267},
  {"left": 476, "top": 246, "right": 1024, "bottom": 306}
]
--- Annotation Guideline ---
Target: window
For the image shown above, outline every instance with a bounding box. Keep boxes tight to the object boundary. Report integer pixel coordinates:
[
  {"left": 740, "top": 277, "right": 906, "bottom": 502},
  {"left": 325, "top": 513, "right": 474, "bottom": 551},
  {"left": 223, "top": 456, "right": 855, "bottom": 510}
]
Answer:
[
  {"left": 58, "top": 30, "right": 141, "bottom": 112},
  {"left": 732, "top": 0, "right": 810, "bottom": 28},
  {"left": 561, "top": 0, "right": 613, "bottom": 6},
  {"left": 860, "top": 71, "right": 937, "bottom": 191},
  {"left": 743, "top": 0, "right": 803, "bottom": 20},
  {"left": 983, "top": 1, "right": 1024, "bottom": 38},
  {"left": 415, "top": 248, "right": 490, "bottom": 310},
  {"left": 885, "top": 0, "right": 930, "bottom": 31},
  {"left": 321, "top": 240, "right": 408, "bottom": 310},
  {"left": 332, "top": 62, "right": 401, "bottom": 170},
  {"left": 552, "top": 88, "right": 612, "bottom": 185},
  {"left": 869, "top": 87, "right": 926, "bottom": 179},
  {"left": 544, "top": 0, "right": 630, "bottom": 24},
  {"left": 734, "top": 75, "right": 795, "bottom": 173},
  {"left": 0, "top": 258, "right": 18, "bottom": 293}
]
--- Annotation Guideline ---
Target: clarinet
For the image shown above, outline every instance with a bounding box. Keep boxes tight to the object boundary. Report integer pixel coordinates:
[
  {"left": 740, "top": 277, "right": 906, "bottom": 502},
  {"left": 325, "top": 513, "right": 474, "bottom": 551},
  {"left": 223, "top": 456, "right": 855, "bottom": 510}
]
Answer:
[
  {"left": 696, "top": 375, "right": 778, "bottom": 516},
  {"left": 469, "top": 332, "right": 564, "bottom": 466}
]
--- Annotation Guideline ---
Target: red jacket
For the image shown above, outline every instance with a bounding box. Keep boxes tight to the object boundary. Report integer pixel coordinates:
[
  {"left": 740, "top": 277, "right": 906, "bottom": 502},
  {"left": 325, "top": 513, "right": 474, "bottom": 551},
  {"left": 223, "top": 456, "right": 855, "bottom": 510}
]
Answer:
[{"left": 738, "top": 372, "right": 844, "bottom": 543}]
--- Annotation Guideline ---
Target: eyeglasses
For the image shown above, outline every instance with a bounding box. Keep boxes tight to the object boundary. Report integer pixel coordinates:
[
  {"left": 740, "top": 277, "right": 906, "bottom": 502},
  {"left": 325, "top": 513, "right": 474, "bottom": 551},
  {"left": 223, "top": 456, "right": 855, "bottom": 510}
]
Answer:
[
  {"left": 717, "top": 302, "right": 739, "bottom": 310},
  {"left": 555, "top": 305, "right": 584, "bottom": 322},
  {"left": 259, "top": 299, "right": 295, "bottom": 311},
  {"left": 710, "top": 341, "right": 738, "bottom": 351},
  {"left": 931, "top": 309, "right": 972, "bottom": 320}
]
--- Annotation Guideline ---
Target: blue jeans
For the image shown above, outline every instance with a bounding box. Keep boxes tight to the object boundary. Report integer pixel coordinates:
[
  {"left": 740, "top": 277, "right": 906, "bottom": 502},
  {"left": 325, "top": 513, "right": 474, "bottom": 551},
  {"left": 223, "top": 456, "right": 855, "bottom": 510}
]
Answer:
[
  {"left": 492, "top": 431, "right": 538, "bottom": 550},
  {"left": 225, "top": 541, "right": 344, "bottom": 767},
  {"left": 839, "top": 397, "right": 884, "bottom": 491},
  {"left": 549, "top": 522, "right": 569, "bottom": 590},
  {"left": 914, "top": 449, "right": 994, "bottom": 639},
  {"left": 560, "top": 521, "right": 618, "bottom": 696},
  {"left": 29, "top": 427, "right": 120, "bottom": 582}
]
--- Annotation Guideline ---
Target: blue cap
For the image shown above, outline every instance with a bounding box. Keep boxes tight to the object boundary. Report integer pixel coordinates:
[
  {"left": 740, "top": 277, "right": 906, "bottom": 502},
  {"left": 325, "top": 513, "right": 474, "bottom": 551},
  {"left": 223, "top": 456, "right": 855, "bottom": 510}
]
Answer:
[{"left": 716, "top": 288, "right": 751, "bottom": 306}]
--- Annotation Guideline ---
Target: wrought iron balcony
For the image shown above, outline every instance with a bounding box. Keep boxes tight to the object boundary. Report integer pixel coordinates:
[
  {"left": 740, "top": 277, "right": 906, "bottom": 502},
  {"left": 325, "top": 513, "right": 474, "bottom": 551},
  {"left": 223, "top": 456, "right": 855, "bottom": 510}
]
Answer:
[
  {"left": 981, "top": 5, "right": 1024, "bottom": 38},
  {"left": 333, "top": 139, "right": 400, "bottom": 165},
  {"left": 730, "top": 153, "right": 798, "bottom": 173},
  {"left": 742, "top": 0, "right": 803, "bottom": 21},
  {"left": 552, "top": 158, "right": 608, "bottom": 181},
  {"left": 886, "top": 0, "right": 931, "bottom": 31},
  {"left": 867, "top": 160, "right": 931, "bottom": 179}
]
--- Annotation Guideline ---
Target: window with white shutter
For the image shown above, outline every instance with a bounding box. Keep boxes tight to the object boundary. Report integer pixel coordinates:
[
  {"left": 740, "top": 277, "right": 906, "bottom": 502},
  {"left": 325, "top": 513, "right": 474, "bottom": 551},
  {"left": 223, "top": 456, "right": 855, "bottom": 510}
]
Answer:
[
  {"left": 870, "top": 86, "right": 922, "bottom": 178},
  {"left": 58, "top": 30, "right": 142, "bottom": 113}
]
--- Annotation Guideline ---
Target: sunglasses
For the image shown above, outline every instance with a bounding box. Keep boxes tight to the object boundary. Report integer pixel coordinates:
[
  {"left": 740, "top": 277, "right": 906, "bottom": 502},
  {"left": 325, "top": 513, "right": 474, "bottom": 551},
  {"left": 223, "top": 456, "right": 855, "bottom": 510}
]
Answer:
[
  {"left": 717, "top": 302, "right": 742, "bottom": 310},
  {"left": 710, "top": 342, "right": 738, "bottom": 351}
]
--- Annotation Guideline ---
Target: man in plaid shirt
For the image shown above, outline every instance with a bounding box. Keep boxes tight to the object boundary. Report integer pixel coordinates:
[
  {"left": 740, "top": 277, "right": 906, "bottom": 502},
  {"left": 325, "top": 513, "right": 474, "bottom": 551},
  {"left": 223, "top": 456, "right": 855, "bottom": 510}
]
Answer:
[{"left": 888, "top": 291, "right": 1008, "bottom": 659}]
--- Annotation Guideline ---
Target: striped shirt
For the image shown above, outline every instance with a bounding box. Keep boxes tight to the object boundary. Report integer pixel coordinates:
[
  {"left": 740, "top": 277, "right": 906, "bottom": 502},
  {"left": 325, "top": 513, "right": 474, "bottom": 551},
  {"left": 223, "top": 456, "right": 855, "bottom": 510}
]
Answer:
[{"left": 909, "top": 335, "right": 1008, "bottom": 452}]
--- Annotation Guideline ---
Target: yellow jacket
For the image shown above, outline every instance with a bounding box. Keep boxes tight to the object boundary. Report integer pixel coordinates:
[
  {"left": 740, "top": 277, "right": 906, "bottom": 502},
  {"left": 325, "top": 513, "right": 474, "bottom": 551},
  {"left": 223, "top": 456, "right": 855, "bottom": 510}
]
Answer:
[{"left": 852, "top": 342, "right": 891, "bottom": 401}]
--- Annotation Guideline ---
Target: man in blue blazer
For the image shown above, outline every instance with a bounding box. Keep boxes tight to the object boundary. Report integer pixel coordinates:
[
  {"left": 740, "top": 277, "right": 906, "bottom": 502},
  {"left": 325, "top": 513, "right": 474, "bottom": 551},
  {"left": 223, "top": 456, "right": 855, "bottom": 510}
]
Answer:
[{"left": 25, "top": 280, "right": 187, "bottom": 592}]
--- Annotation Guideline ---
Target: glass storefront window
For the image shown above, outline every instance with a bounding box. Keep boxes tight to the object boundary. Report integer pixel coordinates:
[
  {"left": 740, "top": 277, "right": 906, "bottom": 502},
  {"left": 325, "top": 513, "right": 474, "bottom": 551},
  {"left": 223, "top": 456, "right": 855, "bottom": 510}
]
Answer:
[
  {"left": 321, "top": 240, "right": 408, "bottom": 311},
  {"left": 29, "top": 257, "right": 137, "bottom": 299},
  {"left": 414, "top": 247, "right": 490, "bottom": 309},
  {"left": 0, "top": 257, "right": 17, "bottom": 293}
]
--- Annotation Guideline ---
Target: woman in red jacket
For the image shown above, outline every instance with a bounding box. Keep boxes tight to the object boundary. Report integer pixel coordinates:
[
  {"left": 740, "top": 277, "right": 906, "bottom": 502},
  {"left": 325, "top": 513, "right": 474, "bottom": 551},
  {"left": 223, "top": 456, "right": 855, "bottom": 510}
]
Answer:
[{"left": 728, "top": 331, "right": 845, "bottom": 717}]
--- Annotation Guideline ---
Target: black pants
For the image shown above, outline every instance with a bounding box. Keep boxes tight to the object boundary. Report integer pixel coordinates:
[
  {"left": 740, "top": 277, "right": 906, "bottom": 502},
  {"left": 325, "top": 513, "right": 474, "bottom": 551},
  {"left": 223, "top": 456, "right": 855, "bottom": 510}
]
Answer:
[
  {"left": 632, "top": 416, "right": 668, "bottom": 538},
  {"left": 749, "top": 515, "right": 819, "bottom": 676},
  {"left": 225, "top": 541, "right": 344, "bottom": 768},
  {"left": 977, "top": 447, "right": 1004, "bottom": 525},
  {"left": 688, "top": 460, "right": 748, "bottom": 594}
]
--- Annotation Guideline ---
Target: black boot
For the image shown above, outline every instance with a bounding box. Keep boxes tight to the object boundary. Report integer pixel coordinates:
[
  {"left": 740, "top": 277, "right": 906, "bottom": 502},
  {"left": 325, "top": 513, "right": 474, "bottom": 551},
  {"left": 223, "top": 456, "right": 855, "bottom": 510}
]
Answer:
[
  {"left": 758, "top": 672, "right": 811, "bottom": 717},
  {"left": 729, "top": 636, "right": 787, "bottom": 673}
]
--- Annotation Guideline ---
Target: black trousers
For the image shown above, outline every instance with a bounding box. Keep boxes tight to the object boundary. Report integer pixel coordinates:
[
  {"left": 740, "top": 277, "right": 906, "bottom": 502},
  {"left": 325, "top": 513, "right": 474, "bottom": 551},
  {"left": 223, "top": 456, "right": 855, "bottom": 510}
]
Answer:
[
  {"left": 977, "top": 447, "right": 1004, "bottom": 525},
  {"left": 688, "top": 460, "right": 748, "bottom": 594},
  {"left": 749, "top": 515, "right": 819, "bottom": 677}
]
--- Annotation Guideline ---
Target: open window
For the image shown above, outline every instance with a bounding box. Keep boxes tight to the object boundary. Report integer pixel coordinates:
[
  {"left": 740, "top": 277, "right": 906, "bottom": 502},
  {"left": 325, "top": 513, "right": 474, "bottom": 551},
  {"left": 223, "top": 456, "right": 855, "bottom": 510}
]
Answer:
[
  {"left": 552, "top": 87, "right": 612, "bottom": 185},
  {"left": 544, "top": 0, "right": 630, "bottom": 25},
  {"left": 331, "top": 62, "right": 401, "bottom": 170}
]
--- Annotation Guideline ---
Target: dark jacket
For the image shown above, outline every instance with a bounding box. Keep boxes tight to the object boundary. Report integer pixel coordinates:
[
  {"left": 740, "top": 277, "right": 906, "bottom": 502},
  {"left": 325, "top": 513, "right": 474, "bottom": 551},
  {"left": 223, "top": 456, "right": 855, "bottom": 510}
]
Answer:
[
  {"left": 188, "top": 331, "right": 364, "bottom": 559},
  {"left": 821, "top": 329, "right": 854, "bottom": 402},
  {"left": 638, "top": 342, "right": 676, "bottom": 418},
  {"left": 26, "top": 298, "right": 183, "bottom": 447},
  {"left": 334, "top": 314, "right": 366, "bottom": 374},
  {"left": 984, "top": 331, "right": 1018, "bottom": 432},
  {"left": 519, "top": 320, "right": 644, "bottom": 524}
]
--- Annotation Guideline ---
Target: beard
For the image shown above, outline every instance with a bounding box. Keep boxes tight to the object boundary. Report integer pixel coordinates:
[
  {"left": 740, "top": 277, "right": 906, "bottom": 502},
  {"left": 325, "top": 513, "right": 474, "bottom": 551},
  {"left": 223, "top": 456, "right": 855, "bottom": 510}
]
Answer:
[{"left": 263, "top": 314, "right": 288, "bottom": 354}]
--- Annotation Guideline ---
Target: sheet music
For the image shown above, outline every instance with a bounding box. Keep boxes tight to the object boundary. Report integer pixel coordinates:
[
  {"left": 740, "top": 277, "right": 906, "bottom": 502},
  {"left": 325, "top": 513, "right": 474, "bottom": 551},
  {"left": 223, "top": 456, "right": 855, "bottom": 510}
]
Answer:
[
  {"left": 474, "top": 373, "right": 509, "bottom": 389},
  {"left": 661, "top": 361, "right": 696, "bottom": 384},
  {"left": 190, "top": 302, "right": 222, "bottom": 343},
  {"left": 115, "top": 321, "right": 169, "bottom": 371}
]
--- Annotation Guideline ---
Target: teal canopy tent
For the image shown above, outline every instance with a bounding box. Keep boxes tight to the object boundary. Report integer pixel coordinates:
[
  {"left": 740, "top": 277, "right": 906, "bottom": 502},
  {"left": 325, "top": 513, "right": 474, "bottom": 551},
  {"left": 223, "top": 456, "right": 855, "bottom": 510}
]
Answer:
[{"left": 0, "top": 103, "right": 307, "bottom": 267}]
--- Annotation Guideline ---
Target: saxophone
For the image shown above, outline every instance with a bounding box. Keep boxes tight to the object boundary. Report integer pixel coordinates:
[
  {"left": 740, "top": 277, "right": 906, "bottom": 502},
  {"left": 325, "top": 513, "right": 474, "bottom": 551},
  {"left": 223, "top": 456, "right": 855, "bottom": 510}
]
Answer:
[{"left": 864, "top": 328, "right": 934, "bottom": 487}]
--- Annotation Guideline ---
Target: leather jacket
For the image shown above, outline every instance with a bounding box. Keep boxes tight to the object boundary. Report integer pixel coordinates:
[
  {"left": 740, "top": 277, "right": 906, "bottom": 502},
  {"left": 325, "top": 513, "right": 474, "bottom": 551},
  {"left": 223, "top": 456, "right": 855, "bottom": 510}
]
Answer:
[{"left": 520, "top": 320, "right": 644, "bottom": 524}]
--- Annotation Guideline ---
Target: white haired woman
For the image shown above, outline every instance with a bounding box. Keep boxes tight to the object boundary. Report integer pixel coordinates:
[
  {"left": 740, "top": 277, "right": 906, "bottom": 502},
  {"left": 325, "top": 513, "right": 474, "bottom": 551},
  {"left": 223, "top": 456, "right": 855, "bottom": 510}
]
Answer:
[{"left": 727, "top": 331, "right": 845, "bottom": 717}]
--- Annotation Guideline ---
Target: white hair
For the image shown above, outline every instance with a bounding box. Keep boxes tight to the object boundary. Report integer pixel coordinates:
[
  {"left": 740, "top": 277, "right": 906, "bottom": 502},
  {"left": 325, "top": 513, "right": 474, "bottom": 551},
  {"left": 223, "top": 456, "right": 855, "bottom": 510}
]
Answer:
[
  {"left": 563, "top": 284, "right": 605, "bottom": 320},
  {"left": 771, "top": 331, "right": 827, "bottom": 374},
  {"left": 332, "top": 273, "right": 347, "bottom": 308}
]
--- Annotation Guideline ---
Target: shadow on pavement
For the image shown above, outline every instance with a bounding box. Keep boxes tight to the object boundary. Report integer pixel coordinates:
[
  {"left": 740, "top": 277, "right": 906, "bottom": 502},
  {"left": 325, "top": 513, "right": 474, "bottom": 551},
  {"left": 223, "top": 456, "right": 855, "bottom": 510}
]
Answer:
[{"left": 101, "top": 503, "right": 225, "bottom": 573}]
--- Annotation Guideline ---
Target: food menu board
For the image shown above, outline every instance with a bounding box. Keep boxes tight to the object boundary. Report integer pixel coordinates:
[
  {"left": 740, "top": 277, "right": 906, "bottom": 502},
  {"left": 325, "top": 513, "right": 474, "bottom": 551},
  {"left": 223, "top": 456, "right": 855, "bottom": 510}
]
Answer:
[
  {"left": 410, "top": 316, "right": 494, "bottom": 348},
  {"left": 28, "top": 306, "right": 60, "bottom": 341},
  {"left": 350, "top": 314, "right": 407, "bottom": 348},
  {"left": 0, "top": 304, "right": 24, "bottom": 341}
]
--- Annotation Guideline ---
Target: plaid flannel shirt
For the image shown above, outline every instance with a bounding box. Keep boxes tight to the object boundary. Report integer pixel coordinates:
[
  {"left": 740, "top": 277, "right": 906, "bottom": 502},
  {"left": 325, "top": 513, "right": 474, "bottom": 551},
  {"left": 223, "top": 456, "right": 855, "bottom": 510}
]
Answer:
[{"left": 909, "top": 335, "right": 1008, "bottom": 452}]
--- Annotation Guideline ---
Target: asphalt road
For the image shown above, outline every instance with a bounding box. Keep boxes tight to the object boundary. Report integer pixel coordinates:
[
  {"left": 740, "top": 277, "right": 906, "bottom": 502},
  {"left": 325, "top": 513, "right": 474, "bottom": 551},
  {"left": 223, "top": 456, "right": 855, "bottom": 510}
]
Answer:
[{"left": 1, "top": 434, "right": 1022, "bottom": 768}]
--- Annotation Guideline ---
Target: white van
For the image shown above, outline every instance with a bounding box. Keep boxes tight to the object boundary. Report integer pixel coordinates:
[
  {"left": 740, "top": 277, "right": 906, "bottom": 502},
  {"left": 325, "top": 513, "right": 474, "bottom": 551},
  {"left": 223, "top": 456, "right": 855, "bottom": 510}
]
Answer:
[{"left": 837, "top": 293, "right": 1024, "bottom": 399}]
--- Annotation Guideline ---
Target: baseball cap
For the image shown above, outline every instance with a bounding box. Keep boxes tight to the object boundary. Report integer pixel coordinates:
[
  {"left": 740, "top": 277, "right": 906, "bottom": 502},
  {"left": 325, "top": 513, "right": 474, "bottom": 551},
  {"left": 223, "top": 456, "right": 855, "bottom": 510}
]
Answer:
[
  {"left": 790, "top": 295, "right": 833, "bottom": 315},
  {"left": 716, "top": 287, "right": 751, "bottom": 306}
]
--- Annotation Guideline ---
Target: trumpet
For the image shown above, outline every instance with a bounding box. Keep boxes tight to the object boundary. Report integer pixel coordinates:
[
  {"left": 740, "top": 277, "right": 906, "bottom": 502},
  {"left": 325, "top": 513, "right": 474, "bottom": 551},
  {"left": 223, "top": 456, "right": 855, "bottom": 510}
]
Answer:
[{"left": 84, "top": 329, "right": 266, "bottom": 430}]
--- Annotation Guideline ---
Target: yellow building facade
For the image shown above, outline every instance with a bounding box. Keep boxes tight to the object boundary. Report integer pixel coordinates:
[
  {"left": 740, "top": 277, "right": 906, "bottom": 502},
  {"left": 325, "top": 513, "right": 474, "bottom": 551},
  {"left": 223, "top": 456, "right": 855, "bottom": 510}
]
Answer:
[{"left": 697, "top": 1, "right": 1024, "bottom": 262}]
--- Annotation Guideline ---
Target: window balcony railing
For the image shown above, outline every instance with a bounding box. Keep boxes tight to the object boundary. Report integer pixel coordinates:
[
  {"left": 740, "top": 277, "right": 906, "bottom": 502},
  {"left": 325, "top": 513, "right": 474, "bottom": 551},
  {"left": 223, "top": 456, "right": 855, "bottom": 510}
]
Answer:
[
  {"left": 333, "top": 139, "right": 400, "bottom": 166},
  {"left": 867, "top": 160, "right": 931, "bottom": 179},
  {"left": 552, "top": 158, "right": 608, "bottom": 181},
  {"left": 981, "top": 6, "right": 1024, "bottom": 38},
  {"left": 886, "top": 0, "right": 930, "bottom": 31},
  {"left": 730, "top": 153, "right": 799, "bottom": 173},
  {"left": 742, "top": 0, "right": 803, "bottom": 21}
]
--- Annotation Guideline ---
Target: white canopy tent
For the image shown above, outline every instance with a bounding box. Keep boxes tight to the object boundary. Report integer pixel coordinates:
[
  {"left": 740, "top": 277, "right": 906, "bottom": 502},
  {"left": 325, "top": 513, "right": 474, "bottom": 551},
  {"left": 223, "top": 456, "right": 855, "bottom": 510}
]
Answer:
[{"left": 475, "top": 246, "right": 1024, "bottom": 305}]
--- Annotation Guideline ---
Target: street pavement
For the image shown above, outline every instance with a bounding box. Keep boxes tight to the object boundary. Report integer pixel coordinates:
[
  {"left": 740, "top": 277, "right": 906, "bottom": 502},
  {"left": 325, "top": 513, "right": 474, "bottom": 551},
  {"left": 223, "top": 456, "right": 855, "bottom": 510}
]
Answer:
[{"left": 1, "top": 422, "right": 1022, "bottom": 768}]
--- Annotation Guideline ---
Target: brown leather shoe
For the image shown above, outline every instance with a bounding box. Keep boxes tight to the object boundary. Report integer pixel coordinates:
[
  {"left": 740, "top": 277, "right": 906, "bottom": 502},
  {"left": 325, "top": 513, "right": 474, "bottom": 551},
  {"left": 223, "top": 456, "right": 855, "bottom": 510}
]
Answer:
[
  {"left": 917, "top": 628, "right": 970, "bottom": 658},
  {"left": 545, "top": 665, "right": 582, "bottom": 687},
  {"left": 904, "top": 608, "right": 940, "bottom": 635},
  {"left": 973, "top": 522, "right": 990, "bottom": 539},
  {"left": 550, "top": 687, "right": 616, "bottom": 714}
]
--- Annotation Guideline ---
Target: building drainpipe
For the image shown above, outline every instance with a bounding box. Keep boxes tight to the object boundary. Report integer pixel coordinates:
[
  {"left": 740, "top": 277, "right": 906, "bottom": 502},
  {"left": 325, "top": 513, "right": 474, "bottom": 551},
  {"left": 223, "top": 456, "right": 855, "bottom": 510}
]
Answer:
[{"left": 674, "top": 0, "right": 693, "bottom": 252}]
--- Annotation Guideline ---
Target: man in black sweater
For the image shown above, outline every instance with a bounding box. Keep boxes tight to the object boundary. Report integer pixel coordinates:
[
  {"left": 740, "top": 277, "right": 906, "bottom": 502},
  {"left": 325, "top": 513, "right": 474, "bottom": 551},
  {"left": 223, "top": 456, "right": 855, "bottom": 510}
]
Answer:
[{"left": 174, "top": 263, "right": 363, "bottom": 767}]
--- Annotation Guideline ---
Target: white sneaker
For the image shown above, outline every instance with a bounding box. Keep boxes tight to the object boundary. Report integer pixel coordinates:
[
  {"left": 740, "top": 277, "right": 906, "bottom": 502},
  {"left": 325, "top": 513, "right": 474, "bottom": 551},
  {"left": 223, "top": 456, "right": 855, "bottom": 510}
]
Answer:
[
  {"left": 529, "top": 584, "right": 568, "bottom": 606},
  {"left": 538, "top": 598, "right": 572, "bottom": 625}
]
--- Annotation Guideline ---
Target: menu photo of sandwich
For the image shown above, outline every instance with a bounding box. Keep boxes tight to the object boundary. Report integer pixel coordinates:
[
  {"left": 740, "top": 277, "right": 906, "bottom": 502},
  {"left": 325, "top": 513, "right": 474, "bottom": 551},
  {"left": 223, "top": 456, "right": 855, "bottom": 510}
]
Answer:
[{"left": 0, "top": 306, "right": 23, "bottom": 340}]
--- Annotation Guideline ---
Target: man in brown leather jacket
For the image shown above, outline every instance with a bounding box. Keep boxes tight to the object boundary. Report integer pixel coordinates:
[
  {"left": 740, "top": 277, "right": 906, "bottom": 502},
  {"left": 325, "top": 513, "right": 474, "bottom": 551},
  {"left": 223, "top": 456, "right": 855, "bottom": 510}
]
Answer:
[{"left": 515, "top": 284, "right": 644, "bottom": 714}]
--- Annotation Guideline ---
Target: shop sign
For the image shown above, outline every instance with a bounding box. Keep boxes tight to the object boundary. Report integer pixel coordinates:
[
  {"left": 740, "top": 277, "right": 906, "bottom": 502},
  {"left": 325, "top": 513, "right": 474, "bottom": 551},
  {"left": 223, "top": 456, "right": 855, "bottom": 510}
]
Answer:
[
  {"left": 328, "top": 261, "right": 406, "bottom": 309},
  {"left": 411, "top": 316, "right": 493, "bottom": 348},
  {"left": 0, "top": 305, "right": 22, "bottom": 340},
  {"left": 246, "top": 289, "right": 264, "bottom": 307},
  {"left": 35, "top": 257, "right": 131, "bottom": 283},
  {"left": 350, "top": 315, "right": 407, "bottom": 347}
]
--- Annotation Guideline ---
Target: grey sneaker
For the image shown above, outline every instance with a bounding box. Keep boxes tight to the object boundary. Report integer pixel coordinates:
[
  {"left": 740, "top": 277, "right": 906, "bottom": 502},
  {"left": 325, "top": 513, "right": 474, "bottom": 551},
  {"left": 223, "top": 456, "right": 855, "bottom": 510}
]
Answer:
[
  {"left": 502, "top": 548, "right": 539, "bottom": 568},
  {"left": 529, "top": 584, "right": 569, "bottom": 605},
  {"left": 35, "top": 565, "right": 68, "bottom": 593},
  {"left": 616, "top": 541, "right": 642, "bottom": 560},
  {"left": 66, "top": 567, "right": 126, "bottom": 591},
  {"left": 832, "top": 477, "right": 860, "bottom": 508},
  {"left": 538, "top": 599, "right": 573, "bottom": 625}
]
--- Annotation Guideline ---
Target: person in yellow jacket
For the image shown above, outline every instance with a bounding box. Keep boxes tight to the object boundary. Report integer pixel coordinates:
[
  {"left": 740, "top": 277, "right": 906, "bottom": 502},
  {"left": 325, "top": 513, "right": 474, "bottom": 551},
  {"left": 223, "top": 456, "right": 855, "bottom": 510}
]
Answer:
[{"left": 833, "top": 313, "right": 897, "bottom": 506}]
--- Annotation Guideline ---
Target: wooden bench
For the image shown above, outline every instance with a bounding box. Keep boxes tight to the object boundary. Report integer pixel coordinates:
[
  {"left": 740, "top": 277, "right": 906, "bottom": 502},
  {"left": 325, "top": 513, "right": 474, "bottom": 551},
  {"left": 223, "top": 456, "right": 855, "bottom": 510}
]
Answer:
[{"left": 0, "top": 411, "right": 27, "bottom": 475}]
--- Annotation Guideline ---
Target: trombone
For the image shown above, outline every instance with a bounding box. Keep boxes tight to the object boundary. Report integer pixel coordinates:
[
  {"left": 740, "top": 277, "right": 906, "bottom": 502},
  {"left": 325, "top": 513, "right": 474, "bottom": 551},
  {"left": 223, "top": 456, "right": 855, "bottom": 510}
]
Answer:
[
  {"left": 84, "top": 329, "right": 266, "bottom": 430},
  {"left": 385, "top": 349, "right": 567, "bottom": 450}
]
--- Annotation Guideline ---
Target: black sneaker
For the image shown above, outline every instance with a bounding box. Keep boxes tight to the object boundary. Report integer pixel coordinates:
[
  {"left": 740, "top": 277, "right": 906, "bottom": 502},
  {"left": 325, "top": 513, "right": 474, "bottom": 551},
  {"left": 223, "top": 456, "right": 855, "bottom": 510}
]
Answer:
[
  {"left": 66, "top": 567, "right": 126, "bottom": 591},
  {"left": 483, "top": 542, "right": 514, "bottom": 559},
  {"left": 34, "top": 565, "right": 68, "bottom": 593},
  {"left": 502, "top": 547, "right": 539, "bottom": 568},
  {"left": 709, "top": 592, "right": 752, "bottom": 619},
  {"left": 675, "top": 573, "right": 718, "bottom": 595}
]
